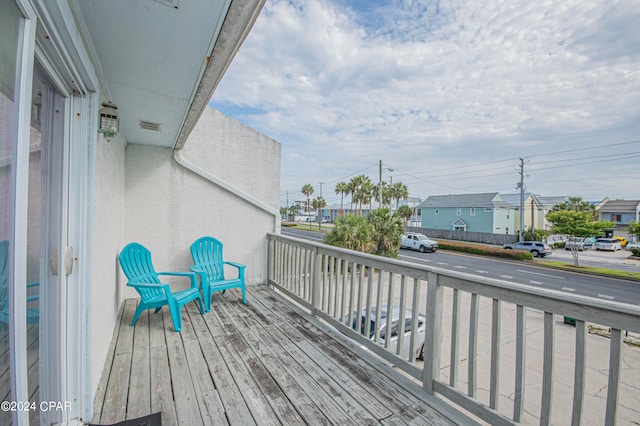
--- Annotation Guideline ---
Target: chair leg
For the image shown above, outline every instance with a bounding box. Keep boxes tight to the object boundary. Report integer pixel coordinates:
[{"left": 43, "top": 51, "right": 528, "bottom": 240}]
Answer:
[
  {"left": 196, "top": 295, "right": 204, "bottom": 314},
  {"left": 169, "top": 302, "right": 182, "bottom": 332},
  {"left": 204, "top": 286, "right": 212, "bottom": 313},
  {"left": 241, "top": 286, "right": 247, "bottom": 304},
  {"left": 130, "top": 305, "right": 145, "bottom": 326}
]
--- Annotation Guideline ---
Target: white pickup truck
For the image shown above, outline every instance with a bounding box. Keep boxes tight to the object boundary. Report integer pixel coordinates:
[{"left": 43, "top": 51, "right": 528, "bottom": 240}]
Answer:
[{"left": 401, "top": 232, "right": 439, "bottom": 253}]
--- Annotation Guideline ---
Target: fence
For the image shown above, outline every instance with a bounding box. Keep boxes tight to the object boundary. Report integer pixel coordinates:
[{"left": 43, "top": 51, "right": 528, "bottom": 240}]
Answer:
[
  {"left": 266, "top": 232, "right": 640, "bottom": 425},
  {"left": 407, "top": 227, "right": 516, "bottom": 246}
]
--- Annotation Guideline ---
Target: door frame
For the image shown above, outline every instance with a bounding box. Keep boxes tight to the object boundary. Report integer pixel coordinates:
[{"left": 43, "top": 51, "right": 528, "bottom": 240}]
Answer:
[{"left": 11, "top": 0, "right": 98, "bottom": 423}]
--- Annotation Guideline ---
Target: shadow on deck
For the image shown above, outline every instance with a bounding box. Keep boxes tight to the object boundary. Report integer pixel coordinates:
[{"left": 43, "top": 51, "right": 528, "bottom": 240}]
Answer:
[{"left": 92, "top": 285, "right": 474, "bottom": 425}]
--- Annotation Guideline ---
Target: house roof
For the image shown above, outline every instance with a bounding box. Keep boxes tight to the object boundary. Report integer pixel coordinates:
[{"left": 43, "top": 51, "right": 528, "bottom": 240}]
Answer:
[
  {"left": 77, "top": 0, "right": 265, "bottom": 149},
  {"left": 417, "top": 193, "right": 510, "bottom": 209},
  {"left": 598, "top": 199, "right": 640, "bottom": 213},
  {"left": 533, "top": 196, "right": 570, "bottom": 208},
  {"left": 500, "top": 193, "right": 536, "bottom": 207}
]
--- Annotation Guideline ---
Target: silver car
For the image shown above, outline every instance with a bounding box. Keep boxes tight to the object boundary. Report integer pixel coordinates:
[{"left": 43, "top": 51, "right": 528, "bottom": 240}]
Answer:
[{"left": 345, "top": 305, "right": 427, "bottom": 359}]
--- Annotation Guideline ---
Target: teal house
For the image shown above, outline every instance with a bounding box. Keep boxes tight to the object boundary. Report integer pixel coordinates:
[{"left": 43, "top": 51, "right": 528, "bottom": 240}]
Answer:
[{"left": 417, "top": 192, "right": 517, "bottom": 235}]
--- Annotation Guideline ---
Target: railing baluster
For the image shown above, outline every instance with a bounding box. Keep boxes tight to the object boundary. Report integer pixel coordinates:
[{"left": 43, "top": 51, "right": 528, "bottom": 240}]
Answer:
[
  {"left": 490, "top": 298, "right": 501, "bottom": 409},
  {"left": 409, "top": 278, "right": 420, "bottom": 363},
  {"left": 571, "top": 320, "right": 586, "bottom": 426},
  {"left": 340, "top": 259, "right": 347, "bottom": 321},
  {"left": 514, "top": 304, "right": 526, "bottom": 422},
  {"left": 328, "top": 255, "right": 335, "bottom": 316},
  {"left": 450, "top": 289, "right": 460, "bottom": 387},
  {"left": 373, "top": 270, "right": 384, "bottom": 342},
  {"left": 605, "top": 328, "right": 622, "bottom": 426},
  {"left": 541, "top": 311, "right": 555, "bottom": 425},
  {"left": 397, "top": 275, "right": 407, "bottom": 356},
  {"left": 311, "top": 246, "right": 321, "bottom": 315},
  {"left": 384, "top": 273, "right": 394, "bottom": 350},
  {"left": 468, "top": 293, "right": 479, "bottom": 398},
  {"left": 365, "top": 268, "right": 373, "bottom": 338}
]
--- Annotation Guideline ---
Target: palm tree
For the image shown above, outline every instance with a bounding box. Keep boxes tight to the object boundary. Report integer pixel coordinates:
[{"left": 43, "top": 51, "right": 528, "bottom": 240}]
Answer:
[
  {"left": 324, "top": 215, "right": 374, "bottom": 253},
  {"left": 396, "top": 205, "right": 413, "bottom": 227},
  {"left": 551, "top": 196, "right": 598, "bottom": 219},
  {"left": 335, "top": 181, "right": 348, "bottom": 218},
  {"left": 312, "top": 196, "right": 326, "bottom": 230},
  {"left": 301, "top": 183, "right": 314, "bottom": 228},
  {"left": 350, "top": 175, "right": 371, "bottom": 215},
  {"left": 391, "top": 182, "right": 409, "bottom": 209},
  {"left": 368, "top": 209, "right": 404, "bottom": 257}
]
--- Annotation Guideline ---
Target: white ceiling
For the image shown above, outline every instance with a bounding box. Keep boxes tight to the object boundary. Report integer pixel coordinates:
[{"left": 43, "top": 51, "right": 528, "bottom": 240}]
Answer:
[{"left": 76, "top": 0, "right": 249, "bottom": 148}]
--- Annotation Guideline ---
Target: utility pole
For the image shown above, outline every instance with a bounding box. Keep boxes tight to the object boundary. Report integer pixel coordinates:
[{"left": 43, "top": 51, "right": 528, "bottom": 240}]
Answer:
[
  {"left": 379, "top": 160, "right": 383, "bottom": 209},
  {"left": 517, "top": 158, "right": 525, "bottom": 242}
]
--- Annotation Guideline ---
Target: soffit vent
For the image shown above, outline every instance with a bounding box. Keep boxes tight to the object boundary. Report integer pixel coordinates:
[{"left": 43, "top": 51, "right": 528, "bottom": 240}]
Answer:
[{"left": 139, "top": 120, "right": 162, "bottom": 132}]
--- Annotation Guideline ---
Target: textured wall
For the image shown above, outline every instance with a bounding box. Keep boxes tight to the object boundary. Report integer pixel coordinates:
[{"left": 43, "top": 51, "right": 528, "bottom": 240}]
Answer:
[
  {"left": 91, "top": 132, "right": 126, "bottom": 386},
  {"left": 124, "top": 107, "right": 280, "bottom": 288}
]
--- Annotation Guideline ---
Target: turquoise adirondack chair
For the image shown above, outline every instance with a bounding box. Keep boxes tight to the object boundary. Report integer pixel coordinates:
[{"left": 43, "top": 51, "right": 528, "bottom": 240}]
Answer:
[
  {"left": 0, "top": 240, "right": 39, "bottom": 325},
  {"left": 190, "top": 236, "right": 246, "bottom": 312},
  {"left": 118, "top": 242, "right": 204, "bottom": 332}
]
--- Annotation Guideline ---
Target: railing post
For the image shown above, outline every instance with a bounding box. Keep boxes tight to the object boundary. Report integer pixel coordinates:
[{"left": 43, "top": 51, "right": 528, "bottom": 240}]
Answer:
[{"left": 423, "top": 271, "right": 442, "bottom": 394}]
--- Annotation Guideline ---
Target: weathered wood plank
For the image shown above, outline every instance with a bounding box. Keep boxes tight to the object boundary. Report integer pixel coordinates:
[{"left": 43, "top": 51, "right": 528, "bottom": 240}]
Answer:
[
  {"left": 126, "top": 309, "right": 150, "bottom": 419},
  {"left": 162, "top": 306, "right": 203, "bottom": 426},
  {"left": 100, "top": 299, "right": 136, "bottom": 424},
  {"left": 149, "top": 308, "right": 178, "bottom": 426}
]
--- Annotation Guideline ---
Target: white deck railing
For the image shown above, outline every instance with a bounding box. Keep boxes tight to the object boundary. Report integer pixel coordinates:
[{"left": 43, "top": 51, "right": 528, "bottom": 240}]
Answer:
[{"left": 266, "top": 233, "right": 640, "bottom": 426}]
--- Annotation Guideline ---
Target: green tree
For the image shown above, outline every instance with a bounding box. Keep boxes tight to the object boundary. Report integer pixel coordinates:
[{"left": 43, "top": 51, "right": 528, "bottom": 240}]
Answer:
[
  {"left": 312, "top": 196, "right": 326, "bottom": 230},
  {"left": 324, "top": 214, "right": 374, "bottom": 253},
  {"left": 368, "top": 209, "right": 404, "bottom": 257},
  {"left": 301, "top": 183, "right": 314, "bottom": 228},
  {"left": 335, "top": 181, "right": 349, "bottom": 218},
  {"left": 628, "top": 220, "right": 640, "bottom": 241},
  {"left": 546, "top": 210, "right": 615, "bottom": 267}
]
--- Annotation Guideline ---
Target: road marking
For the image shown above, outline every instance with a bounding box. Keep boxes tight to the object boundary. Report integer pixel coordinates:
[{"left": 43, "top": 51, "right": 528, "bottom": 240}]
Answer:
[
  {"left": 475, "top": 270, "right": 489, "bottom": 274},
  {"left": 517, "top": 269, "right": 565, "bottom": 280},
  {"left": 454, "top": 266, "right": 467, "bottom": 269},
  {"left": 561, "top": 287, "right": 576, "bottom": 292},
  {"left": 598, "top": 294, "right": 615, "bottom": 300},
  {"left": 529, "top": 281, "right": 543, "bottom": 285},
  {"left": 437, "top": 262, "right": 448, "bottom": 266},
  {"left": 500, "top": 275, "right": 514, "bottom": 279}
]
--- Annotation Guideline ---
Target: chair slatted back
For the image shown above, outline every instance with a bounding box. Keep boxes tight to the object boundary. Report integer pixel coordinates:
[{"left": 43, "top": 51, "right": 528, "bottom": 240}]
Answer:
[
  {"left": 190, "top": 237, "right": 225, "bottom": 281},
  {"left": 119, "top": 243, "right": 164, "bottom": 300}
]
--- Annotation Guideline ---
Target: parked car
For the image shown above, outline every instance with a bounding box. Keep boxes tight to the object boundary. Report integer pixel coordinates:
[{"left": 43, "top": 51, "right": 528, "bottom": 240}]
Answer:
[
  {"left": 626, "top": 241, "right": 640, "bottom": 251},
  {"left": 401, "top": 232, "right": 438, "bottom": 253},
  {"left": 611, "top": 236, "right": 628, "bottom": 247},
  {"left": 503, "top": 241, "right": 553, "bottom": 257},
  {"left": 345, "top": 305, "right": 427, "bottom": 360},
  {"left": 564, "top": 238, "right": 593, "bottom": 251},
  {"left": 594, "top": 238, "right": 622, "bottom": 251}
]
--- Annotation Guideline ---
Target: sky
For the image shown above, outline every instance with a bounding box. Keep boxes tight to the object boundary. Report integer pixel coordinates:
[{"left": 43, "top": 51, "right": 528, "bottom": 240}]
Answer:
[{"left": 209, "top": 0, "right": 640, "bottom": 208}]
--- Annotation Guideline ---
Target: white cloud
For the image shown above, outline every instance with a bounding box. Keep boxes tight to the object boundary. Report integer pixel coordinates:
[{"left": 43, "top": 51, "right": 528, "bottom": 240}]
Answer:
[{"left": 211, "top": 0, "right": 640, "bottom": 206}]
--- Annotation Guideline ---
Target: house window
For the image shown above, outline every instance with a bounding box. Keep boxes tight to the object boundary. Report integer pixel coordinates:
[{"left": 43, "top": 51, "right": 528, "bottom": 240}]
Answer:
[
  {"left": 470, "top": 208, "right": 475, "bottom": 216},
  {"left": 434, "top": 209, "right": 439, "bottom": 215},
  {"left": 485, "top": 208, "right": 492, "bottom": 212},
  {"left": 506, "top": 211, "right": 510, "bottom": 219},
  {"left": 611, "top": 214, "right": 621, "bottom": 222},
  {"left": 456, "top": 208, "right": 461, "bottom": 216}
]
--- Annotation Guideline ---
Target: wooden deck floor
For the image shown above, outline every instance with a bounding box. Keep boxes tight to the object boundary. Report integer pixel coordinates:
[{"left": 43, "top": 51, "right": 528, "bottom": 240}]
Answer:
[{"left": 92, "top": 285, "right": 473, "bottom": 425}]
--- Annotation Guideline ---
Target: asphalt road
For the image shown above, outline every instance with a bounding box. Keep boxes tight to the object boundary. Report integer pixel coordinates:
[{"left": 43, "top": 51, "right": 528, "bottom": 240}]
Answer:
[{"left": 280, "top": 227, "right": 640, "bottom": 306}]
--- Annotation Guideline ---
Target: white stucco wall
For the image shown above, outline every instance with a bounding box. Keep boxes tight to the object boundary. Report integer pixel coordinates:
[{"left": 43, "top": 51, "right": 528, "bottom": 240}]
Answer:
[
  {"left": 91, "top": 133, "right": 126, "bottom": 385},
  {"left": 123, "top": 107, "right": 280, "bottom": 292}
]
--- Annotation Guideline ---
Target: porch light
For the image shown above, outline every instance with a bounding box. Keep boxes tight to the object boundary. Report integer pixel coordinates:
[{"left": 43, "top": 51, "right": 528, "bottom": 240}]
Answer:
[{"left": 98, "top": 101, "right": 119, "bottom": 139}]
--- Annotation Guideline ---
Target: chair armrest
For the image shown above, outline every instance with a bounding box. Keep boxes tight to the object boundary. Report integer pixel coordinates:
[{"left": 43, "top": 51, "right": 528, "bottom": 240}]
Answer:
[
  {"left": 224, "top": 261, "right": 246, "bottom": 271},
  {"left": 156, "top": 271, "right": 199, "bottom": 289},
  {"left": 27, "top": 282, "right": 39, "bottom": 288}
]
